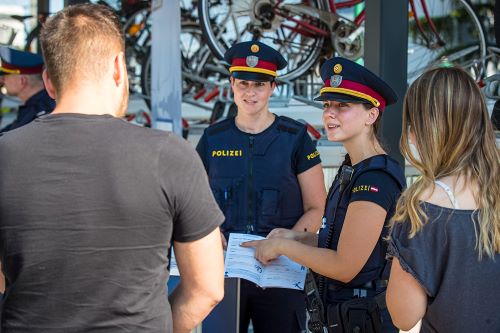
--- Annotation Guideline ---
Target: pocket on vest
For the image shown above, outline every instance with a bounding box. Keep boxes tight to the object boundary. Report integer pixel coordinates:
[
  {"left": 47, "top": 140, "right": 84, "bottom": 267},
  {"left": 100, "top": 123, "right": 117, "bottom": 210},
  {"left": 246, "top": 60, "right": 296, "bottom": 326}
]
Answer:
[
  {"left": 260, "top": 188, "right": 280, "bottom": 216},
  {"left": 210, "top": 177, "right": 243, "bottom": 228}
]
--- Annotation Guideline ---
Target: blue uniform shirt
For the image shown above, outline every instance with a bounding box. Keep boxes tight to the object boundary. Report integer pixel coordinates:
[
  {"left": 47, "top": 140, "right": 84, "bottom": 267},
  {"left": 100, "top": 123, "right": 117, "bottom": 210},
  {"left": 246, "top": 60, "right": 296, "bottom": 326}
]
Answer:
[
  {"left": 197, "top": 115, "right": 321, "bottom": 237},
  {"left": 319, "top": 155, "right": 405, "bottom": 297},
  {"left": 0, "top": 89, "right": 55, "bottom": 133}
]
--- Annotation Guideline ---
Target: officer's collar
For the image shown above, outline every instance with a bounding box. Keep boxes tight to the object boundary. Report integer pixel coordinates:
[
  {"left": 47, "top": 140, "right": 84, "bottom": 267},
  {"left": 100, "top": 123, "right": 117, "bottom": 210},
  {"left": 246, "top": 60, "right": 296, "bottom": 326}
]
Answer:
[{"left": 24, "top": 89, "right": 50, "bottom": 106}]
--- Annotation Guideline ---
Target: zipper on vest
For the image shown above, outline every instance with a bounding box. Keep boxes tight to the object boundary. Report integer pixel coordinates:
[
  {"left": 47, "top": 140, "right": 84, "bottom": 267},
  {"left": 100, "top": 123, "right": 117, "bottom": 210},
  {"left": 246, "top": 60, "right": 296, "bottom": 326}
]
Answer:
[{"left": 246, "top": 136, "right": 255, "bottom": 234}]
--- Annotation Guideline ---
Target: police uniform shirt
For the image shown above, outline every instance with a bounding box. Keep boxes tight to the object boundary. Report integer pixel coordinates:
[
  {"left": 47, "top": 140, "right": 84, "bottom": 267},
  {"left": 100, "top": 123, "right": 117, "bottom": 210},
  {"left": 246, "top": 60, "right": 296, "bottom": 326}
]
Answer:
[
  {"left": 196, "top": 115, "right": 321, "bottom": 236},
  {"left": 0, "top": 89, "right": 55, "bottom": 133},
  {"left": 197, "top": 117, "right": 320, "bottom": 174},
  {"left": 320, "top": 155, "right": 404, "bottom": 289},
  {"left": 349, "top": 164, "right": 402, "bottom": 212}
]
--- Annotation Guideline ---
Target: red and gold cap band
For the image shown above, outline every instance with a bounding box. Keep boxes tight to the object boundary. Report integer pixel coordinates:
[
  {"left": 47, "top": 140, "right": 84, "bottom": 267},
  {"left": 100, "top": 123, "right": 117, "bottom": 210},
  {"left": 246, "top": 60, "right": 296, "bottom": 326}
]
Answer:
[
  {"left": 320, "top": 78, "right": 386, "bottom": 109},
  {"left": 229, "top": 57, "right": 278, "bottom": 77},
  {"left": 0, "top": 61, "right": 44, "bottom": 75}
]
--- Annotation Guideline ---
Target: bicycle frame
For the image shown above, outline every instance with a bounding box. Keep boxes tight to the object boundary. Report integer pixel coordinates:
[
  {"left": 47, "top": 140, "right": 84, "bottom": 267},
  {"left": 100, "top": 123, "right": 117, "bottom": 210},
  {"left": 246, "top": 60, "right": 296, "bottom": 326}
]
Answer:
[{"left": 273, "top": 0, "right": 442, "bottom": 51}]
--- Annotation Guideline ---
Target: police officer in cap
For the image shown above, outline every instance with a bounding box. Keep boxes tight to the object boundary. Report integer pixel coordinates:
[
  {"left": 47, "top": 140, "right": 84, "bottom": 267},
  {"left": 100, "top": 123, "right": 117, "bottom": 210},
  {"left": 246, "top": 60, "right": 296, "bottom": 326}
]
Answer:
[
  {"left": 243, "top": 57, "right": 406, "bottom": 332},
  {"left": 0, "top": 46, "right": 55, "bottom": 133},
  {"left": 196, "top": 41, "right": 326, "bottom": 333}
]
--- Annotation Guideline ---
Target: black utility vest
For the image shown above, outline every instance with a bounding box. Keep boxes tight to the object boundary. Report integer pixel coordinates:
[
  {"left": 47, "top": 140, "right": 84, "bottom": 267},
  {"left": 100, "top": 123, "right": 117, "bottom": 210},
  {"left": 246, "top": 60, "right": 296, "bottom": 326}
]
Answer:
[
  {"left": 202, "top": 116, "right": 307, "bottom": 236},
  {"left": 318, "top": 155, "right": 406, "bottom": 291}
]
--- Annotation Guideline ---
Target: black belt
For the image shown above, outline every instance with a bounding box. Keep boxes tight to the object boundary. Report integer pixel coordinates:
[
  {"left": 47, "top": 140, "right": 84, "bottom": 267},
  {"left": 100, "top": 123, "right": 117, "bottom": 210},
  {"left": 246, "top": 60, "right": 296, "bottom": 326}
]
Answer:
[
  {"left": 328, "top": 279, "right": 388, "bottom": 291},
  {"left": 327, "top": 280, "right": 388, "bottom": 309}
]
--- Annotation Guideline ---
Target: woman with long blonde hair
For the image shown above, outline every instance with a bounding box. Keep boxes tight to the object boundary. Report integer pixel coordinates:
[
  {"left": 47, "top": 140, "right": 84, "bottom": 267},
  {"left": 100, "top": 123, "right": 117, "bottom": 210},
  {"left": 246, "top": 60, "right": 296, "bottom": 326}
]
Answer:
[{"left": 386, "top": 67, "right": 500, "bottom": 333}]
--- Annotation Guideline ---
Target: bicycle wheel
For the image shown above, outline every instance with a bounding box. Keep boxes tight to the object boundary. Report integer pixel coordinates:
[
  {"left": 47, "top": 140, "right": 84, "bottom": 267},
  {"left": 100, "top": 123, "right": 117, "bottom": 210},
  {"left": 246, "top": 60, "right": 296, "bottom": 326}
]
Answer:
[
  {"left": 24, "top": 25, "right": 41, "bottom": 54},
  {"left": 407, "top": 0, "right": 487, "bottom": 82},
  {"left": 198, "top": 0, "right": 326, "bottom": 82},
  {"left": 123, "top": 4, "right": 151, "bottom": 94},
  {"left": 141, "top": 23, "right": 227, "bottom": 102}
]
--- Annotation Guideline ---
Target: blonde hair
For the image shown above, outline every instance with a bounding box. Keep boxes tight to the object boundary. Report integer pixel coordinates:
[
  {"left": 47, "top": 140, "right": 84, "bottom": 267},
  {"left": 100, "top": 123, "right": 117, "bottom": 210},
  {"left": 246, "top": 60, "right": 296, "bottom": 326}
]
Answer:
[
  {"left": 392, "top": 67, "right": 500, "bottom": 259},
  {"left": 40, "top": 4, "right": 124, "bottom": 95}
]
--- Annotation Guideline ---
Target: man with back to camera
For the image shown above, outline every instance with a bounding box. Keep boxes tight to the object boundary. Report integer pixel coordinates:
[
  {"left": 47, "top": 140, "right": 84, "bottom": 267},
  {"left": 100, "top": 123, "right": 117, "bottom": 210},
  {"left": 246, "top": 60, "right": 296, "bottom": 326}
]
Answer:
[
  {"left": 0, "top": 46, "right": 55, "bottom": 133},
  {"left": 0, "top": 4, "right": 224, "bottom": 333}
]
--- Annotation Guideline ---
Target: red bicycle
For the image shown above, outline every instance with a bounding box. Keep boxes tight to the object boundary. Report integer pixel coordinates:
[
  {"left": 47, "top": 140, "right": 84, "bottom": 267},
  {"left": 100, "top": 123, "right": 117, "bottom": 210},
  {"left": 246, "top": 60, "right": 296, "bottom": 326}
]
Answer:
[{"left": 198, "top": 0, "right": 487, "bottom": 83}]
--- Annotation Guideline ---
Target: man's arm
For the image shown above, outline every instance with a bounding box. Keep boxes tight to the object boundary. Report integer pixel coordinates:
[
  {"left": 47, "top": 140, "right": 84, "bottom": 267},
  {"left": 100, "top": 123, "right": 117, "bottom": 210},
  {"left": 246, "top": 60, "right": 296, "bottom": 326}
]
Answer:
[
  {"left": 292, "top": 164, "right": 326, "bottom": 233},
  {"left": 169, "top": 228, "right": 224, "bottom": 333}
]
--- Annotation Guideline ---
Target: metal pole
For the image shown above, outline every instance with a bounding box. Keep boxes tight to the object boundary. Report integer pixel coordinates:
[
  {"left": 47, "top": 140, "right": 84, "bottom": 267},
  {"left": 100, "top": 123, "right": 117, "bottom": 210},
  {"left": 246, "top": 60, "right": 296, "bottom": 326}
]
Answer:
[
  {"left": 64, "top": 0, "right": 88, "bottom": 6},
  {"left": 150, "top": 0, "right": 182, "bottom": 135},
  {"left": 364, "top": 0, "right": 408, "bottom": 168},
  {"left": 37, "top": 0, "right": 49, "bottom": 14}
]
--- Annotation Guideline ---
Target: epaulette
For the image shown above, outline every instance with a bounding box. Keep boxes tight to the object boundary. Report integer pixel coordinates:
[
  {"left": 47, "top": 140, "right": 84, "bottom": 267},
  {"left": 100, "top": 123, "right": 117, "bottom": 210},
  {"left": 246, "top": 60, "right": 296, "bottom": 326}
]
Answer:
[
  {"left": 206, "top": 118, "right": 232, "bottom": 136},
  {"left": 277, "top": 116, "right": 302, "bottom": 135}
]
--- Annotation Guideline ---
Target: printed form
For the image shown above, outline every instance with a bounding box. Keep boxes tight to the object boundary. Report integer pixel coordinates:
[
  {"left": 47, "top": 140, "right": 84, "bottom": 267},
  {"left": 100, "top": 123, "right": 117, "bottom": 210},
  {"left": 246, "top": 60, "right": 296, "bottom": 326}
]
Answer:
[{"left": 224, "top": 233, "right": 307, "bottom": 290}]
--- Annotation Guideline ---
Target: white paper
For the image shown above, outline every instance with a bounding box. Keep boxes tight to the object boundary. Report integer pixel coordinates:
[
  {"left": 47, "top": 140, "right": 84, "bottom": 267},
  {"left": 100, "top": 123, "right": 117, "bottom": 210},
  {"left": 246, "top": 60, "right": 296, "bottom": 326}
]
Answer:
[
  {"left": 169, "top": 248, "right": 179, "bottom": 276},
  {"left": 224, "top": 233, "right": 307, "bottom": 290}
]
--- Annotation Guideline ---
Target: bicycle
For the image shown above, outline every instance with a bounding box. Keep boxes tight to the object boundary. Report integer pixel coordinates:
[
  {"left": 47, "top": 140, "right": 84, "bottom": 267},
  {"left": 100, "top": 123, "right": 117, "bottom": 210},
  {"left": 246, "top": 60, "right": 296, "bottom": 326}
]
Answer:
[
  {"left": 136, "top": 0, "right": 230, "bottom": 108},
  {"left": 197, "top": 0, "right": 488, "bottom": 83}
]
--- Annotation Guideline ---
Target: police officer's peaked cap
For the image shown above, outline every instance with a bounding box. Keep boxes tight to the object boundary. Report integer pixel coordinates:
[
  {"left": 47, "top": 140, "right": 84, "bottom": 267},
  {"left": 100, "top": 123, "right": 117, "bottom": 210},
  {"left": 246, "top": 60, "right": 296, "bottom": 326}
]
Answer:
[
  {"left": 224, "top": 41, "right": 287, "bottom": 82},
  {"left": 315, "top": 57, "right": 397, "bottom": 110},
  {"left": 0, "top": 46, "right": 44, "bottom": 76}
]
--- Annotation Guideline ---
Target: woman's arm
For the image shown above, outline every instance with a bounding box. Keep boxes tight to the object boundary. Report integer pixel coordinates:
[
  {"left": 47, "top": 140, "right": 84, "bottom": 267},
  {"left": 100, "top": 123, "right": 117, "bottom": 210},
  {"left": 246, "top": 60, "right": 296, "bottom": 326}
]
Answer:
[
  {"left": 386, "top": 258, "right": 427, "bottom": 331},
  {"left": 243, "top": 200, "right": 387, "bottom": 283},
  {"left": 267, "top": 228, "right": 318, "bottom": 246},
  {"left": 291, "top": 164, "right": 326, "bottom": 233}
]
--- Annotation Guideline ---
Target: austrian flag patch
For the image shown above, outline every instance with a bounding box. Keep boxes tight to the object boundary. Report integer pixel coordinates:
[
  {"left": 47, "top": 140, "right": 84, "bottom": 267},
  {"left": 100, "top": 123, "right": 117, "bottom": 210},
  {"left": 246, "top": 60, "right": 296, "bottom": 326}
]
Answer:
[{"left": 352, "top": 185, "right": 380, "bottom": 194}]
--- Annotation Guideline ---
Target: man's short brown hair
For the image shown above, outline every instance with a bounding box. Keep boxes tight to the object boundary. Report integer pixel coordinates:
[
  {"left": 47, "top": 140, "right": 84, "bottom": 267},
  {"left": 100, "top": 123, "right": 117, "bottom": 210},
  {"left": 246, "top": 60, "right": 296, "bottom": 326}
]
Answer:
[{"left": 40, "top": 4, "right": 124, "bottom": 95}]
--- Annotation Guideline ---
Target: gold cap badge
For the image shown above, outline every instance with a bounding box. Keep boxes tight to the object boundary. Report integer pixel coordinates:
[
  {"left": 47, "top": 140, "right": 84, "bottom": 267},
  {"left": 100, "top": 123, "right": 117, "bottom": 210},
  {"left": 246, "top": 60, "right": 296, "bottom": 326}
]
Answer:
[
  {"left": 333, "top": 64, "right": 342, "bottom": 74},
  {"left": 251, "top": 44, "right": 260, "bottom": 53}
]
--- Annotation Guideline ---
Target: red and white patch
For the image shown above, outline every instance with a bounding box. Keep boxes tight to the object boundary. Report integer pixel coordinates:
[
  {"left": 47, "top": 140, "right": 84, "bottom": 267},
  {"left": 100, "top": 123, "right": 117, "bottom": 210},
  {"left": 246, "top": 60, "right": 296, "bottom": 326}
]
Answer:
[{"left": 370, "top": 186, "right": 379, "bottom": 193}]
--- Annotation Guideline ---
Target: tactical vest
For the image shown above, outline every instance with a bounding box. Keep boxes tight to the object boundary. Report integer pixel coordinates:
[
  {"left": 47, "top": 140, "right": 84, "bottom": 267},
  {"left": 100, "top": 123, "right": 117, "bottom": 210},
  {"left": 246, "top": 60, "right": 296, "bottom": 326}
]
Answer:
[
  {"left": 318, "top": 155, "right": 406, "bottom": 295},
  {"left": 201, "top": 116, "right": 308, "bottom": 236}
]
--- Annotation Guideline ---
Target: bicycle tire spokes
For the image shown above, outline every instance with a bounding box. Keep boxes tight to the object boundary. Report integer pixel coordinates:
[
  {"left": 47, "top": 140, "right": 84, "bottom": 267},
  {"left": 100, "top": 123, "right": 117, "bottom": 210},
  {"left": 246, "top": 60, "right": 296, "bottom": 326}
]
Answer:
[
  {"left": 198, "top": 0, "right": 325, "bottom": 81},
  {"left": 123, "top": 5, "right": 151, "bottom": 95},
  {"left": 407, "top": 0, "right": 486, "bottom": 82}
]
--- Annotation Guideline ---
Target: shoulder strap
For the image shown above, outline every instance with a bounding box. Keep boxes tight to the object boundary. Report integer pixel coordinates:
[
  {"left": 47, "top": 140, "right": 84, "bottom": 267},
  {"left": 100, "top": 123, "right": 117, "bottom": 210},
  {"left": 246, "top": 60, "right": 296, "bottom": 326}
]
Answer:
[
  {"left": 206, "top": 118, "right": 233, "bottom": 136},
  {"left": 434, "top": 180, "right": 460, "bottom": 209},
  {"left": 276, "top": 115, "right": 302, "bottom": 135}
]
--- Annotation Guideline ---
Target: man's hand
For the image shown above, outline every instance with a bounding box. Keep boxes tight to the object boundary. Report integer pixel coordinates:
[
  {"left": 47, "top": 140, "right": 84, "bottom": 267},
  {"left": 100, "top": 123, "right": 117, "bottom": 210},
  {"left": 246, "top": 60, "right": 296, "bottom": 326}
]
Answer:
[{"left": 169, "top": 228, "right": 225, "bottom": 333}]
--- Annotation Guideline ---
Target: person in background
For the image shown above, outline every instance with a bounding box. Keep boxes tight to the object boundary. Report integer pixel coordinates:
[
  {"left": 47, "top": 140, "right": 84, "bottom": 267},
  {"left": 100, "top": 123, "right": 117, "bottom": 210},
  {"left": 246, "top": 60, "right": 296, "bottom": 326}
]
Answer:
[
  {"left": 243, "top": 57, "right": 406, "bottom": 332},
  {"left": 0, "top": 4, "right": 224, "bottom": 333},
  {"left": 0, "top": 46, "right": 55, "bottom": 133},
  {"left": 386, "top": 67, "right": 500, "bottom": 333},
  {"left": 196, "top": 40, "right": 326, "bottom": 333}
]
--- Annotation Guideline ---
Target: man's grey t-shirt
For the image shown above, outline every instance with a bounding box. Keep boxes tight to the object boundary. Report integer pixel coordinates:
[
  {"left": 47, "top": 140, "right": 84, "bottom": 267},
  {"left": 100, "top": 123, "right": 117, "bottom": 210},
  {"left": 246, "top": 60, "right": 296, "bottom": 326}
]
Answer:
[{"left": 0, "top": 114, "right": 224, "bottom": 332}]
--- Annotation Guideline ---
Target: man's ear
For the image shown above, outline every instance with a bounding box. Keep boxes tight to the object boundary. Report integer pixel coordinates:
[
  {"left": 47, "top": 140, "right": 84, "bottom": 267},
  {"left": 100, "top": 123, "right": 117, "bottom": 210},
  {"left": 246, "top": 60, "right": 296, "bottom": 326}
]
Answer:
[
  {"left": 19, "top": 75, "right": 28, "bottom": 88},
  {"left": 113, "top": 51, "right": 127, "bottom": 86},
  {"left": 365, "top": 107, "right": 380, "bottom": 126},
  {"left": 42, "top": 70, "right": 57, "bottom": 99}
]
